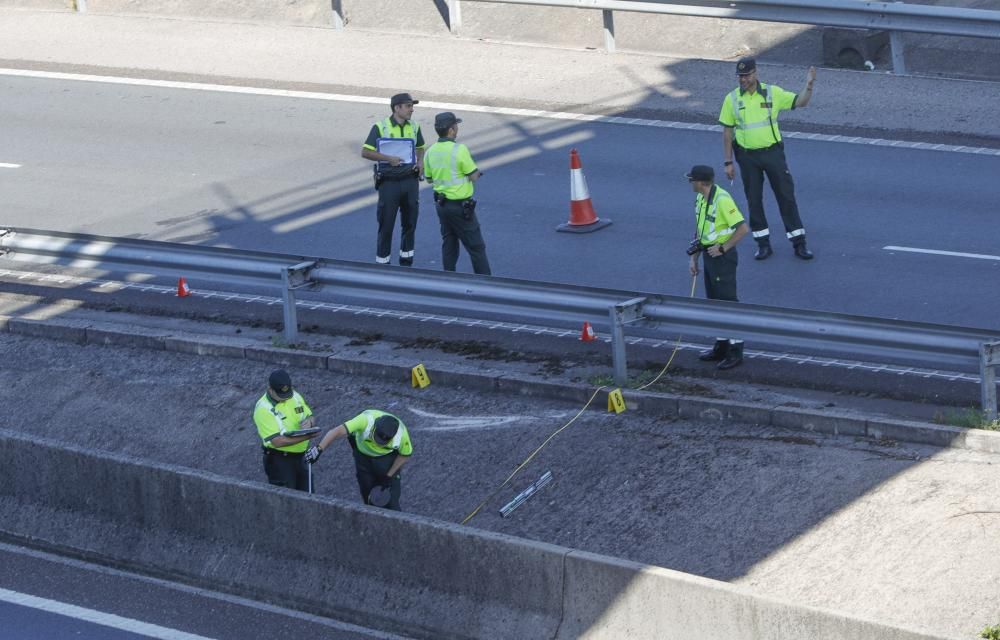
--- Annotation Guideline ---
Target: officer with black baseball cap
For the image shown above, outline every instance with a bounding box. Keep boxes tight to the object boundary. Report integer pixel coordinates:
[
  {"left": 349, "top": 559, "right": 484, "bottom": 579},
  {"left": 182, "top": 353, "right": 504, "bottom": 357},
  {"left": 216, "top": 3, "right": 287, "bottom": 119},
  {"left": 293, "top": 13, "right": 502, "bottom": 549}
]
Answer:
[
  {"left": 252, "top": 369, "right": 322, "bottom": 490},
  {"left": 306, "top": 409, "right": 413, "bottom": 510},
  {"left": 686, "top": 164, "right": 749, "bottom": 369}
]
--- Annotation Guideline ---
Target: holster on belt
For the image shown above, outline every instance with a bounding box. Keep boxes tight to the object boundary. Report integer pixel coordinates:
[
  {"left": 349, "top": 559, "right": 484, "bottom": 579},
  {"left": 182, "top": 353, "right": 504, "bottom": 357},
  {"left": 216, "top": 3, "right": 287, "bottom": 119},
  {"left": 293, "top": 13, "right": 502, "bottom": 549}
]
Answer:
[
  {"left": 373, "top": 164, "right": 383, "bottom": 190},
  {"left": 462, "top": 198, "right": 477, "bottom": 220}
]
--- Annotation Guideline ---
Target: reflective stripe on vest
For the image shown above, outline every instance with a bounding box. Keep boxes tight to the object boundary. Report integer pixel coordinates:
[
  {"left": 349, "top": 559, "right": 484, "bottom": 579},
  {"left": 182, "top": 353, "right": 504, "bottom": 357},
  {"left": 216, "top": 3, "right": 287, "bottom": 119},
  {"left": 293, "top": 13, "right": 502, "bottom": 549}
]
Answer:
[
  {"left": 730, "top": 85, "right": 780, "bottom": 148},
  {"left": 425, "top": 142, "right": 469, "bottom": 188}
]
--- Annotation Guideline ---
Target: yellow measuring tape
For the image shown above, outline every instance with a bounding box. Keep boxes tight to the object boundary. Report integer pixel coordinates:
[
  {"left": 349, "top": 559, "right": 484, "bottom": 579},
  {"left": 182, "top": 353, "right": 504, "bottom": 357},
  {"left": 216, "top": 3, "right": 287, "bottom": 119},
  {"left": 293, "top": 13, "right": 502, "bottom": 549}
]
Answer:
[{"left": 460, "top": 274, "right": 699, "bottom": 525}]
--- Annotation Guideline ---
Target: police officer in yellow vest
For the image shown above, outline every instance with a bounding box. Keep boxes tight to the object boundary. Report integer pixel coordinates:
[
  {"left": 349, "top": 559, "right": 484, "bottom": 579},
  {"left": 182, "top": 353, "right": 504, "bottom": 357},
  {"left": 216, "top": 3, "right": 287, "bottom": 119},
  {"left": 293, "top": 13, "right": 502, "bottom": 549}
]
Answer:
[
  {"left": 253, "top": 369, "right": 321, "bottom": 491},
  {"left": 362, "top": 93, "right": 426, "bottom": 267},
  {"left": 305, "top": 409, "right": 413, "bottom": 511},
  {"left": 720, "top": 58, "right": 816, "bottom": 261},
  {"left": 423, "top": 112, "right": 491, "bottom": 275},
  {"left": 686, "top": 165, "right": 749, "bottom": 369}
]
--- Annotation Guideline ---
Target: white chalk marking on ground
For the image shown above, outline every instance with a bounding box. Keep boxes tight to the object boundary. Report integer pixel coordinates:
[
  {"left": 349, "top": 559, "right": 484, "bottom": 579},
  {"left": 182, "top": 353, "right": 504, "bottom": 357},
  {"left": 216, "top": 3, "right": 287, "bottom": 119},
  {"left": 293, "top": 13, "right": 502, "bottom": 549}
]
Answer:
[
  {"left": 410, "top": 407, "right": 569, "bottom": 431},
  {"left": 884, "top": 245, "right": 1000, "bottom": 261},
  {"left": 0, "top": 587, "right": 216, "bottom": 640},
  {"left": 1, "top": 68, "right": 998, "bottom": 157},
  {"left": 0, "top": 162, "right": 22, "bottom": 168}
]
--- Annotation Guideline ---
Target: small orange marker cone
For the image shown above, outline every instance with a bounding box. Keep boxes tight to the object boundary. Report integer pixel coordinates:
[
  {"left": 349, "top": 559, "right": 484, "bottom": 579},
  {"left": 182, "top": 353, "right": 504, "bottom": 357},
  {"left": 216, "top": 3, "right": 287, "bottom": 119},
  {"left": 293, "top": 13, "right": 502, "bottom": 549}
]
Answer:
[
  {"left": 580, "top": 321, "right": 596, "bottom": 342},
  {"left": 176, "top": 277, "right": 191, "bottom": 297}
]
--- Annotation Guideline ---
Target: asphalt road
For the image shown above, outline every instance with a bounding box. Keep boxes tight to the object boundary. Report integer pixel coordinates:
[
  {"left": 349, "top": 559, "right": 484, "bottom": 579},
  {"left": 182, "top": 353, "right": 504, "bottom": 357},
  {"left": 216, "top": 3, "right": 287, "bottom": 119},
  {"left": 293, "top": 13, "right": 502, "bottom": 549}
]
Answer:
[
  {"left": 2, "top": 73, "right": 998, "bottom": 329},
  {"left": 0, "top": 542, "right": 410, "bottom": 640}
]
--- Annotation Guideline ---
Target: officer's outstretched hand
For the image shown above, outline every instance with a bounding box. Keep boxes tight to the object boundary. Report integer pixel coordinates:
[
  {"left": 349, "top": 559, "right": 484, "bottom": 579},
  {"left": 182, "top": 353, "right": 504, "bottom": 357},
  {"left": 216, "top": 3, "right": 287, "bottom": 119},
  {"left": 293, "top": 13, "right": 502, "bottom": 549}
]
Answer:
[{"left": 304, "top": 445, "right": 323, "bottom": 464}]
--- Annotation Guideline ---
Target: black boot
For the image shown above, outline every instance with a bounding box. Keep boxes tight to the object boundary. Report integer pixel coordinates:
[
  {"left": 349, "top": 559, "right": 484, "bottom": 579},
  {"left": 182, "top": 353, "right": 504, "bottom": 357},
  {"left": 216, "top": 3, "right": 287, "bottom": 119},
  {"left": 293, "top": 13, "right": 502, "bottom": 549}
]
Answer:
[
  {"left": 754, "top": 242, "right": 773, "bottom": 260},
  {"left": 699, "top": 338, "right": 729, "bottom": 362},
  {"left": 718, "top": 340, "right": 744, "bottom": 370},
  {"left": 793, "top": 241, "right": 814, "bottom": 260}
]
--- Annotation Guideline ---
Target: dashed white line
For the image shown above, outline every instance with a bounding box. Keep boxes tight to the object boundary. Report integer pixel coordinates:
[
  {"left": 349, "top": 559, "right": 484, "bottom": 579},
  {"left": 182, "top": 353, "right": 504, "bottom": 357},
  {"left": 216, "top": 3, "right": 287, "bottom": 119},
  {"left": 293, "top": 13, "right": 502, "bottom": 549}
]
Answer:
[{"left": 0, "top": 163, "right": 22, "bottom": 169}]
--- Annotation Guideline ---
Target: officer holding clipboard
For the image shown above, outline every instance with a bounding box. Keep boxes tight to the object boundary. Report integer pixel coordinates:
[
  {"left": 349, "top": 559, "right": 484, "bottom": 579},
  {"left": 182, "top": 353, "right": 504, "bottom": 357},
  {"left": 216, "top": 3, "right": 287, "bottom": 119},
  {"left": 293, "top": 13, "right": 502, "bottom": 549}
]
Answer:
[
  {"left": 361, "top": 93, "right": 426, "bottom": 267},
  {"left": 252, "top": 369, "right": 322, "bottom": 491}
]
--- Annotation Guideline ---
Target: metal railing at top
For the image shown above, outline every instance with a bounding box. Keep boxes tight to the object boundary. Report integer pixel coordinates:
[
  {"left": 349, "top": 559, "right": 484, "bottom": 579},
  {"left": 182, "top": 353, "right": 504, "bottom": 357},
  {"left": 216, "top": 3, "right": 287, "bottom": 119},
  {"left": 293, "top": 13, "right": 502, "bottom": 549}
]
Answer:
[
  {"left": 1, "top": 226, "right": 998, "bottom": 417},
  {"left": 444, "top": 0, "right": 1000, "bottom": 74}
]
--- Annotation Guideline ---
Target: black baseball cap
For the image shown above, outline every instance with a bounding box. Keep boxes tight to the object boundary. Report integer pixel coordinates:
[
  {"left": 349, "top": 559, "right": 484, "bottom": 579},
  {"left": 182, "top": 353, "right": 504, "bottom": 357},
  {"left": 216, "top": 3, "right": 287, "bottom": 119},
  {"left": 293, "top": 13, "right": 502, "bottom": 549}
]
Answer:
[
  {"left": 373, "top": 415, "right": 400, "bottom": 445},
  {"left": 434, "top": 112, "right": 462, "bottom": 129},
  {"left": 736, "top": 57, "right": 757, "bottom": 76},
  {"left": 686, "top": 165, "right": 715, "bottom": 182},
  {"left": 268, "top": 369, "right": 294, "bottom": 400},
  {"left": 390, "top": 92, "right": 419, "bottom": 107}
]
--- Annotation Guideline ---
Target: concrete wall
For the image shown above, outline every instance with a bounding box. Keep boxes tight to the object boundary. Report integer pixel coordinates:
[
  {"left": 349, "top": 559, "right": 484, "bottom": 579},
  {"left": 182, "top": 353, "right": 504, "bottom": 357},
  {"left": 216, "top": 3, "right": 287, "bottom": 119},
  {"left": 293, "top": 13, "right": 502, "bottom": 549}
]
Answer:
[
  {"left": 0, "top": 431, "right": 954, "bottom": 639},
  {"left": 4, "top": 0, "right": 73, "bottom": 9},
  {"left": 84, "top": 0, "right": 336, "bottom": 27}
]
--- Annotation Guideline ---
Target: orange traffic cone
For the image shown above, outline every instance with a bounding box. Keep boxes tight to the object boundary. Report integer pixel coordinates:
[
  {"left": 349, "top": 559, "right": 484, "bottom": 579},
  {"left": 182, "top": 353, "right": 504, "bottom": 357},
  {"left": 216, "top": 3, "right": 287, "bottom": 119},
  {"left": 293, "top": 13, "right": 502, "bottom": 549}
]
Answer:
[
  {"left": 176, "top": 277, "right": 191, "bottom": 297},
  {"left": 557, "top": 148, "right": 612, "bottom": 233},
  {"left": 580, "top": 321, "right": 597, "bottom": 342}
]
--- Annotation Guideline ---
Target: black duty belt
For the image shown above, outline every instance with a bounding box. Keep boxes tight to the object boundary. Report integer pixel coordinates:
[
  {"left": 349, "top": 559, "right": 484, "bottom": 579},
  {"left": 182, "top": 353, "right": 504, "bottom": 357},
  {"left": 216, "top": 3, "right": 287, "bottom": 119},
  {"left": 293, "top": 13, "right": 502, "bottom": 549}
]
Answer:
[
  {"left": 262, "top": 448, "right": 304, "bottom": 457},
  {"left": 736, "top": 141, "right": 782, "bottom": 154},
  {"left": 379, "top": 172, "right": 418, "bottom": 182}
]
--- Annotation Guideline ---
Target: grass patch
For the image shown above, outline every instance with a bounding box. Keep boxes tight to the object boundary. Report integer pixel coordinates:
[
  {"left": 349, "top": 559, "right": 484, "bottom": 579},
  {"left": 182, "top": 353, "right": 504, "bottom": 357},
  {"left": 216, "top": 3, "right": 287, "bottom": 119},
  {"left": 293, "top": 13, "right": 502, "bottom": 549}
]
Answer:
[
  {"left": 933, "top": 408, "right": 1000, "bottom": 431},
  {"left": 980, "top": 624, "right": 1000, "bottom": 639},
  {"left": 588, "top": 372, "right": 720, "bottom": 397}
]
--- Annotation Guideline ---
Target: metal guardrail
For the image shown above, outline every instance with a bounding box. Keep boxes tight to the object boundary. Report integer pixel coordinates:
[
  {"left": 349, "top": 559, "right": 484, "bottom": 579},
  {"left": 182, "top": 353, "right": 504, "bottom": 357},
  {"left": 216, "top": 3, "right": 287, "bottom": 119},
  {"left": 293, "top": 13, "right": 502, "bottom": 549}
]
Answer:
[
  {"left": 446, "top": 0, "right": 1000, "bottom": 74},
  {"left": 2, "top": 227, "right": 998, "bottom": 417}
]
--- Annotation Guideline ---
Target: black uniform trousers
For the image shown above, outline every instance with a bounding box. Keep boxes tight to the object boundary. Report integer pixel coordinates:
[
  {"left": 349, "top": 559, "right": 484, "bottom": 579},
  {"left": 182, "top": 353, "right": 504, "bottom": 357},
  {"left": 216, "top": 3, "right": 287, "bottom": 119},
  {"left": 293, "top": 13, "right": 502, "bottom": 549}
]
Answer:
[
  {"left": 436, "top": 197, "right": 491, "bottom": 275},
  {"left": 347, "top": 436, "right": 402, "bottom": 511},
  {"left": 262, "top": 449, "right": 309, "bottom": 491},
  {"left": 703, "top": 248, "right": 739, "bottom": 302},
  {"left": 376, "top": 175, "right": 419, "bottom": 266},
  {"left": 734, "top": 143, "right": 806, "bottom": 246}
]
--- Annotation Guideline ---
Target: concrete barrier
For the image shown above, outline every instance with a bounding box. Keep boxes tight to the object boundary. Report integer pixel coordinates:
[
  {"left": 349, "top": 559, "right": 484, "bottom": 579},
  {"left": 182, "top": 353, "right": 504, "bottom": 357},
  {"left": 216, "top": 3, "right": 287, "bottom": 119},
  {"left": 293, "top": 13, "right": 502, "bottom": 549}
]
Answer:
[
  {"left": 6, "top": 0, "right": 71, "bottom": 9},
  {"left": 85, "top": 0, "right": 336, "bottom": 27},
  {"left": 0, "top": 430, "right": 956, "bottom": 639}
]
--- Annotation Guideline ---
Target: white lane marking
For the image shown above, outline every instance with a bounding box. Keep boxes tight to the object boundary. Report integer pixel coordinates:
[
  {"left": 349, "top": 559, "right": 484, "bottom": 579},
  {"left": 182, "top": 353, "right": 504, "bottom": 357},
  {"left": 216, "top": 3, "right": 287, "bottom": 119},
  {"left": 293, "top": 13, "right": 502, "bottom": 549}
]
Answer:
[
  {"left": 0, "top": 163, "right": 22, "bottom": 168},
  {"left": 0, "top": 587, "right": 216, "bottom": 640},
  {"left": 884, "top": 245, "right": 1000, "bottom": 261},
  {"left": 1, "top": 68, "right": 997, "bottom": 157},
  {"left": 410, "top": 407, "right": 569, "bottom": 431}
]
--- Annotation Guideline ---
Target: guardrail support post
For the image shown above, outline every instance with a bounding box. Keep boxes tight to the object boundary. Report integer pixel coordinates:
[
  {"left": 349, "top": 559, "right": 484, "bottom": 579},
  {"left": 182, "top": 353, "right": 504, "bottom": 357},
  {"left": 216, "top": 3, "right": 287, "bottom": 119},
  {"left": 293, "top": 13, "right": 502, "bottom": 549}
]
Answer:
[
  {"left": 332, "top": 0, "right": 344, "bottom": 30},
  {"left": 981, "top": 341, "right": 999, "bottom": 421},
  {"left": 280, "top": 261, "right": 317, "bottom": 345},
  {"left": 609, "top": 297, "right": 646, "bottom": 387},
  {"left": 448, "top": 0, "right": 462, "bottom": 34},
  {"left": 602, "top": 10, "right": 616, "bottom": 53},
  {"left": 888, "top": 30, "right": 907, "bottom": 74}
]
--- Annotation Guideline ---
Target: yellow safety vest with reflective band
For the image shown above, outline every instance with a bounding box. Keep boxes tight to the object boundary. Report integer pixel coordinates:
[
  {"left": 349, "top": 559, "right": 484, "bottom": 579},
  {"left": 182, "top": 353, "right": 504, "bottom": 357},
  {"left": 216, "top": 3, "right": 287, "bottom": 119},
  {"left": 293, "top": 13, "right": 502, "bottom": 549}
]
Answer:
[
  {"left": 721, "top": 83, "right": 795, "bottom": 150},
  {"left": 254, "top": 391, "right": 313, "bottom": 453},
  {"left": 696, "top": 186, "right": 744, "bottom": 247},
  {"left": 424, "top": 139, "right": 476, "bottom": 200},
  {"left": 345, "top": 409, "right": 413, "bottom": 458},
  {"left": 372, "top": 117, "right": 420, "bottom": 145}
]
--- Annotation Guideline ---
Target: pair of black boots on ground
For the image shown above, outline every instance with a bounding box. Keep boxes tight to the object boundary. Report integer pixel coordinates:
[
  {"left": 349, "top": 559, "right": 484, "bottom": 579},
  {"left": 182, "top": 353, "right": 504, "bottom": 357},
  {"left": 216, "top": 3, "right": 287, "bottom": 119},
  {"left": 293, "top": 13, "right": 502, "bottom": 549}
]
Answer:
[
  {"left": 754, "top": 241, "right": 813, "bottom": 260},
  {"left": 700, "top": 338, "right": 744, "bottom": 369}
]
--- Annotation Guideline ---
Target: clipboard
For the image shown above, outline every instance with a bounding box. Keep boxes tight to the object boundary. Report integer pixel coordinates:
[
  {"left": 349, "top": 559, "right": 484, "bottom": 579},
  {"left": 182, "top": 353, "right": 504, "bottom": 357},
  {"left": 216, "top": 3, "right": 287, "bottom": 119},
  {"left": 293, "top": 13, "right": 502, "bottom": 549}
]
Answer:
[
  {"left": 283, "top": 428, "right": 320, "bottom": 438},
  {"left": 376, "top": 138, "right": 416, "bottom": 165}
]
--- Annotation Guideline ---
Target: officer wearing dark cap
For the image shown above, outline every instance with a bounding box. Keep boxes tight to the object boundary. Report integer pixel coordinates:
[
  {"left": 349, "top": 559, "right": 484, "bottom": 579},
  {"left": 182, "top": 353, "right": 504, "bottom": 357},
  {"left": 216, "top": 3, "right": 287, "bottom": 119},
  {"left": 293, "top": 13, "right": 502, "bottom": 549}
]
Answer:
[
  {"left": 686, "top": 165, "right": 749, "bottom": 369},
  {"left": 362, "top": 92, "right": 426, "bottom": 267},
  {"left": 422, "top": 111, "right": 491, "bottom": 275},
  {"left": 720, "top": 57, "right": 817, "bottom": 261},
  {"left": 253, "top": 369, "right": 320, "bottom": 490},
  {"left": 306, "top": 410, "right": 413, "bottom": 510}
]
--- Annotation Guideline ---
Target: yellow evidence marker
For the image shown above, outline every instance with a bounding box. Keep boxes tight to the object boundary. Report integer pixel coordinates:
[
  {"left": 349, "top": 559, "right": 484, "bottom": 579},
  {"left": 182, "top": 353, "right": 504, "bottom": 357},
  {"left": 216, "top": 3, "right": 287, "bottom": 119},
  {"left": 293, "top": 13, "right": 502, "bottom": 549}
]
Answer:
[
  {"left": 607, "top": 388, "right": 626, "bottom": 414},
  {"left": 412, "top": 364, "right": 431, "bottom": 388}
]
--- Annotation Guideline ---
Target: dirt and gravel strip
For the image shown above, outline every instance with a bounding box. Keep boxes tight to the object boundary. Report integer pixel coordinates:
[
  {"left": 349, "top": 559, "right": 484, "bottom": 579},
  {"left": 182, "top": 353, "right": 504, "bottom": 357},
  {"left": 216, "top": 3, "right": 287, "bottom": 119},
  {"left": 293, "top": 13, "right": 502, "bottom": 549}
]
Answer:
[{"left": 3, "top": 331, "right": 1000, "bottom": 638}]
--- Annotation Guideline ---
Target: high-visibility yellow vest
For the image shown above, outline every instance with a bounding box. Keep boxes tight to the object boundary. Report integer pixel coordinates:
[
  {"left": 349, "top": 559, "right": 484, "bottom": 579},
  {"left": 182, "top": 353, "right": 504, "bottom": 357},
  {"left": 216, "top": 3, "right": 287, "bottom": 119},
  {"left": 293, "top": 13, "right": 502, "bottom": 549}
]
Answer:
[
  {"left": 424, "top": 139, "right": 476, "bottom": 201},
  {"left": 696, "top": 186, "right": 744, "bottom": 246}
]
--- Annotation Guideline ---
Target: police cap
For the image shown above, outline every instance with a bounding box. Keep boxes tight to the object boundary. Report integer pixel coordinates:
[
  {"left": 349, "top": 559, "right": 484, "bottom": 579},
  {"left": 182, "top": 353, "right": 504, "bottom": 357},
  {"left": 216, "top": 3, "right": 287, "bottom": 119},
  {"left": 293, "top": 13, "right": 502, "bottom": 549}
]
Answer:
[
  {"left": 373, "top": 415, "right": 400, "bottom": 445},
  {"left": 434, "top": 112, "right": 463, "bottom": 130},
  {"left": 390, "top": 93, "right": 419, "bottom": 108},
  {"left": 268, "top": 369, "right": 294, "bottom": 400},
  {"left": 685, "top": 165, "right": 715, "bottom": 182},
  {"left": 736, "top": 57, "right": 757, "bottom": 76}
]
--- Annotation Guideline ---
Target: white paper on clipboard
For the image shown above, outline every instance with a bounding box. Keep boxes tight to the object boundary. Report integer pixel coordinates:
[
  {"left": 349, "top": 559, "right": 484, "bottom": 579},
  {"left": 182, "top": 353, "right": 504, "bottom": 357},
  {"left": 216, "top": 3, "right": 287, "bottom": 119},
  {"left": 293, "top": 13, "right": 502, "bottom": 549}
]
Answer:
[{"left": 376, "top": 138, "right": 416, "bottom": 165}]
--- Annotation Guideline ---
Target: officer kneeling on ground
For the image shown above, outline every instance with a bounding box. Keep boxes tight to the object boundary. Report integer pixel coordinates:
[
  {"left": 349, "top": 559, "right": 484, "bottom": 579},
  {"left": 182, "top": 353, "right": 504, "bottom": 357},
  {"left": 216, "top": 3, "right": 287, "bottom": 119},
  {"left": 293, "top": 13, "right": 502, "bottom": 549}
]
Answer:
[
  {"left": 686, "top": 164, "right": 749, "bottom": 370},
  {"left": 305, "top": 409, "right": 413, "bottom": 511}
]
